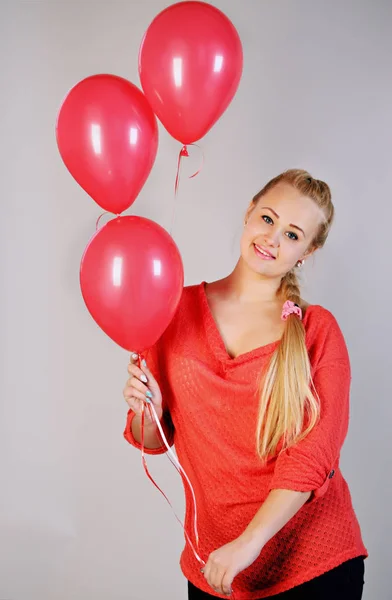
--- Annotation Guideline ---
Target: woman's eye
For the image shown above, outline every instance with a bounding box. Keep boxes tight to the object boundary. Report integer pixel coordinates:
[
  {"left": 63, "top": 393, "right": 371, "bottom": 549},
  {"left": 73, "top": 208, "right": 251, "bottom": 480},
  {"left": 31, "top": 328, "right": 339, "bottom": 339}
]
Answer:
[
  {"left": 262, "top": 215, "right": 273, "bottom": 225},
  {"left": 286, "top": 231, "right": 298, "bottom": 241}
]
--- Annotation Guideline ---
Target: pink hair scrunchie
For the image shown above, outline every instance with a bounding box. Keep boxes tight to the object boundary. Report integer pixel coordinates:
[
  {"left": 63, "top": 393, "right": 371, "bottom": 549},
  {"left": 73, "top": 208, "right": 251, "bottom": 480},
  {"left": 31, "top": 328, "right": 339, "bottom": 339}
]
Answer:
[{"left": 281, "top": 300, "right": 302, "bottom": 321}]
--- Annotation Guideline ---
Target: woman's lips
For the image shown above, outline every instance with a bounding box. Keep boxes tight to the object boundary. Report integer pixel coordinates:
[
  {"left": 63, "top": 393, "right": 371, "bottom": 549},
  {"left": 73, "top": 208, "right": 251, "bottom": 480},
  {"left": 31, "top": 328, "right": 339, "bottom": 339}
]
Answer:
[{"left": 254, "top": 243, "right": 276, "bottom": 260}]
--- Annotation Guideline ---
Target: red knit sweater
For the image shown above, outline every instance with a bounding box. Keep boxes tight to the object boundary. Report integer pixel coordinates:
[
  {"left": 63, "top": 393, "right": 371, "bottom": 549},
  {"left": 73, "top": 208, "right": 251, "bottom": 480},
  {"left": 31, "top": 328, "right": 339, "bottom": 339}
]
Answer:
[{"left": 124, "top": 282, "right": 368, "bottom": 599}]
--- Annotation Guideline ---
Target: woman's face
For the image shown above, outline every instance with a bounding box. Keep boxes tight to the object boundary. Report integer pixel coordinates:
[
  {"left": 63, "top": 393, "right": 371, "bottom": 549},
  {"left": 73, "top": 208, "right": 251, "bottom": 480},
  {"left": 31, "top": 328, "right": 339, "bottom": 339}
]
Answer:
[{"left": 240, "top": 183, "right": 324, "bottom": 278}]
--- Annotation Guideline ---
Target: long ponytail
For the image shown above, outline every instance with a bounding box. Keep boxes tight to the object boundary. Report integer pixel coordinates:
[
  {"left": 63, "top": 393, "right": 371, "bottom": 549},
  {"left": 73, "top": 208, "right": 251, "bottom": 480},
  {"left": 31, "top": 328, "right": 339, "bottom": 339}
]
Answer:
[{"left": 254, "top": 170, "right": 334, "bottom": 461}]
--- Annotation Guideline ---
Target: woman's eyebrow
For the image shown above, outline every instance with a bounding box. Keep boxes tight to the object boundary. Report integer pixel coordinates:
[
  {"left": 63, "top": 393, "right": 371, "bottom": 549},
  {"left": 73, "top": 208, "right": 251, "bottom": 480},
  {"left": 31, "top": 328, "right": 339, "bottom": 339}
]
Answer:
[{"left": 260, "top": 206, "right": 306, "bottom": 237}]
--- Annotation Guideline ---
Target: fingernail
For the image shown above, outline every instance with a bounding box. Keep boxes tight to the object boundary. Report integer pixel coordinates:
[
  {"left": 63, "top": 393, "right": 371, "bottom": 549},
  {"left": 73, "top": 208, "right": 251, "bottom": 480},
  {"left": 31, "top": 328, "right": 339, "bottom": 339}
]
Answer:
[
  {"left": 132, "top": 353, "right": 138, "bottom": 360},
  {"left": 145, "top": 397, "right": 151, "bottom": 405},
  {"left": 140, "top": 374, "right": 148, "bottom": 383},
  {"left": 146, "top": 390, "right": 153, "bottom": 399},
  {"left": 142, "top": 359, "right": 147, "bottom": 367}
]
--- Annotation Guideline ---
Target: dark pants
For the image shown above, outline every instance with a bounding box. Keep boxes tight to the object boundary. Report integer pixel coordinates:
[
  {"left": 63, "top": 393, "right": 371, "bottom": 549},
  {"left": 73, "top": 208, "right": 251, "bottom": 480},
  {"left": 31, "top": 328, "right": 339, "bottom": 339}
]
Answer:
[{"left": 188, "top": 556, "right": 365, "bottom": 599}]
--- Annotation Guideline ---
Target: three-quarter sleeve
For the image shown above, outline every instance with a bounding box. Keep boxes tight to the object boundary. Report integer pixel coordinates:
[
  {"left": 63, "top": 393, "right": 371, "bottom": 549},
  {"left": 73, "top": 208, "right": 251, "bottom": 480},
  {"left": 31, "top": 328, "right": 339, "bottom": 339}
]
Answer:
[{"left": 269, "top": 315, "right": 351, "bottom": 502}]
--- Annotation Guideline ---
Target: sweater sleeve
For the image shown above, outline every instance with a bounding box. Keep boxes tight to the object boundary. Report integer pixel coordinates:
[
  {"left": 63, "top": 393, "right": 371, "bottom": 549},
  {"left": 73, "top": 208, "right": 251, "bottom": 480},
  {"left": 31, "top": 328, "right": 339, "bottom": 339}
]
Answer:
[
  {"left": 268, "top": 313, "right": 351, "bottom": 503},
  {"left": 123, "top": 338, "right": 175, "bottom": 455}
]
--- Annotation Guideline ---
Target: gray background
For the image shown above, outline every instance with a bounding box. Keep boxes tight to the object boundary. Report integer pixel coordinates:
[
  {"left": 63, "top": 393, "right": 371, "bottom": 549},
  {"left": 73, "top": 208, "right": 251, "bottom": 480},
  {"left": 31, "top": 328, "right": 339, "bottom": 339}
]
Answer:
[{"left": 1, "top": 1, "right": 391, "bottom": 599}]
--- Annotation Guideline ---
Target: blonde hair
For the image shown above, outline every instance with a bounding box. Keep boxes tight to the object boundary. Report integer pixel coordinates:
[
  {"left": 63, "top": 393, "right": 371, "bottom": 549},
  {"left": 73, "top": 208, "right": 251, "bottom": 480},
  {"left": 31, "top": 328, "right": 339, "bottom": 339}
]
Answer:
[{"left": 254, "top": 169, "right": 334, "bottom": 461}]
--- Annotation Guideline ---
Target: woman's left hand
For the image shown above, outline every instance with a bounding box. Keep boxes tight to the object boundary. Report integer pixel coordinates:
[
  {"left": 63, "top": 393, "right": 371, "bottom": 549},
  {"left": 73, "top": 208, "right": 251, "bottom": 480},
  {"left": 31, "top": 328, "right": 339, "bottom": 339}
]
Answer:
[{"left": 202, "top": 535, "right": 263, "bottom": 596}]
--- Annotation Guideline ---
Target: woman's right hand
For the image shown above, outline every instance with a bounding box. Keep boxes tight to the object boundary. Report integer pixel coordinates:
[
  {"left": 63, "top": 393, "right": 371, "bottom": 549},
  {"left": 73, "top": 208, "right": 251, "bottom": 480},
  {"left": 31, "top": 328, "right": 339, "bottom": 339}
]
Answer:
[{"left": 123, "top": 353, "right": 163, "bottom": 426}]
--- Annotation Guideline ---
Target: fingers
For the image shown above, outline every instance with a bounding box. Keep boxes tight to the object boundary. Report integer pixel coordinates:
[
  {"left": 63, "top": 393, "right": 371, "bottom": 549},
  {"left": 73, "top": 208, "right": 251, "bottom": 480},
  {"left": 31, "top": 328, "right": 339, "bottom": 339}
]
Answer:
[
  {"left": 139, "top": 358, "right": 160, "bottom": 396},
  {"left": 203, "top": 560, "right": 219, "bottom": 595},
  {"left": 221, "top": 572, "right": 233, "bottom": 596},
  {"left": 123, "top": 395, "right": 143, "bottom": 415},
  {"left": 127, "top": 362, "right": 147, "bottom": 381},
  {"left": 124, "top": 373, "right": 151, "bottom": 403},
  {"left": 210, "top": 564, "right": 223, "bottom": 595},
  {"left": 128, "top": 355, "right": 160, "bottom": 399},
  {"left": 127, "top": 359, "right": 153, "bottom": 394},
  {"left": 124, "top": 381, "right": 148, "bottom": 402},
  {"left": 126, "top": 353, "right": 162, "bottom": 423},
  {"left": 203, "top": 558, "right": 232, "bottom": 597},
  {"left": 125, "top": 354, "right": 154, "bottom": 413},
  {"left": 126, "top": 369, "right": 149, "bottom": 394},
  {"left": 129, "top": 352, "right": 139, "bottom": 364}
]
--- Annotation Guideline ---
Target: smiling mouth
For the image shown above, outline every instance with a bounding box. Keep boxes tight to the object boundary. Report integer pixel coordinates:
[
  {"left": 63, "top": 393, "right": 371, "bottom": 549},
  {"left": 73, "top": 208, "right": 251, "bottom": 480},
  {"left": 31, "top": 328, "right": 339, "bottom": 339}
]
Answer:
[{"left": 254, "top": 244, "right": 276, "bottom": 259}]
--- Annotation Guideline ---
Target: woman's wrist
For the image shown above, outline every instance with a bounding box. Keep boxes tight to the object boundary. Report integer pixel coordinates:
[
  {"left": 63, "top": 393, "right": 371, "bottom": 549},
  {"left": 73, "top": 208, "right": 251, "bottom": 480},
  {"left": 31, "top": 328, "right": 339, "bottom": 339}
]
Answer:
[{"left": 237, "top": 529, "right": 266, "bottom": 555}]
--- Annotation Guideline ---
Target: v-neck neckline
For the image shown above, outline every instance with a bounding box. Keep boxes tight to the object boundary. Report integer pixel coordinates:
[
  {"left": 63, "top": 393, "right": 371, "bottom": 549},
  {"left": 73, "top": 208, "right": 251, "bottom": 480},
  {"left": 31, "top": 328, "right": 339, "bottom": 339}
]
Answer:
[{"left": 199, "top": 281, "right": 282, "bottom": 365}]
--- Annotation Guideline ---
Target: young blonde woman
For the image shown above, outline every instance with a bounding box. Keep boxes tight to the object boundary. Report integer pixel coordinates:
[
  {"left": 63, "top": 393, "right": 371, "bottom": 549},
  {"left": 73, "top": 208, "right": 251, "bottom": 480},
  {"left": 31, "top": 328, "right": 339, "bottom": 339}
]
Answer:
[{"left": 123, "top": 170, "right": 368, "bottom": 599}]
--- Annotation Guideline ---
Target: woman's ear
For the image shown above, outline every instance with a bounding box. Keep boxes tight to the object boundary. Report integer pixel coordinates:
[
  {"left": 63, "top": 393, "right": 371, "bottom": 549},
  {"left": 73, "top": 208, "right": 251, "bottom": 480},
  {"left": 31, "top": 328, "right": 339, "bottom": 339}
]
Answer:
[
  {"left": 244, "top": 201, "right": 256, "bottom": 225},
  {"left": 302, "top": 246, "right": 318, "bottom": 261}
]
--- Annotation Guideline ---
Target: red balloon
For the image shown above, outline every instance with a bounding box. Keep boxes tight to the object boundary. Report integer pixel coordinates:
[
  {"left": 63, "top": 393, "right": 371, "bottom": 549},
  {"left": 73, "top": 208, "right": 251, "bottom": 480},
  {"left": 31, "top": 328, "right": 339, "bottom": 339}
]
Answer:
[
  {"left": 80, "top": 216, "right": 184, "bottom": 353},
  {"left": 56, "top": 75, "right": 158, "bottom": 214},
  {"left": 139, "top": 1, "right": 243, "bottom": 145}
]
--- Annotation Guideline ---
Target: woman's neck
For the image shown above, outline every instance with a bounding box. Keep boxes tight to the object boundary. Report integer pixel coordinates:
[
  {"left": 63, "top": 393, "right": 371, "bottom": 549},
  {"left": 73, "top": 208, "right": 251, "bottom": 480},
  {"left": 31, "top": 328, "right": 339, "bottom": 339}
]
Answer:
[{"left": 218, "top": 259, "right": 283, "bottom": 305}]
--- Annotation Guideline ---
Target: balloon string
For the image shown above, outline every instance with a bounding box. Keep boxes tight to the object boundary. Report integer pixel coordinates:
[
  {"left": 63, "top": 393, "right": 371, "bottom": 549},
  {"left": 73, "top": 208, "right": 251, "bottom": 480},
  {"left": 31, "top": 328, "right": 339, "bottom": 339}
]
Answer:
[
  {"left": 170, "top": 143, "right": 205, "bottom": 235},
  {"left": 141, "top": 403, "right": 238, "bottom": 599},
  {"left": 174, "top": 145, "right": 189, "bottom": 196},
  {"left": 148, "top": 401, "right": 202, "bottom": 549},
  {"left": 139, "top": 398, "right": 205, "bottom": 566},
  {"left": 187, "top": 143, "right": 204, "bottom": 180},
  {"left": 138, "top": 350, "right": 202, "bottom": 554},
  {"left": 96, "top": 211, "right": 112, "bottom": 230},
  {"left": 138, "top": 355, "right": 238, "bottom": 598}
]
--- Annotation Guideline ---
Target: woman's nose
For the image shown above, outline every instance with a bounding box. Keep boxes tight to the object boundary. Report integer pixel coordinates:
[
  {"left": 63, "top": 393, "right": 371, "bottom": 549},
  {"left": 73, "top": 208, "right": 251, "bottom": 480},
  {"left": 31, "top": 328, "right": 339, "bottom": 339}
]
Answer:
[{"left": 263, "top": 230, "right": 280, "bottom": 247}]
